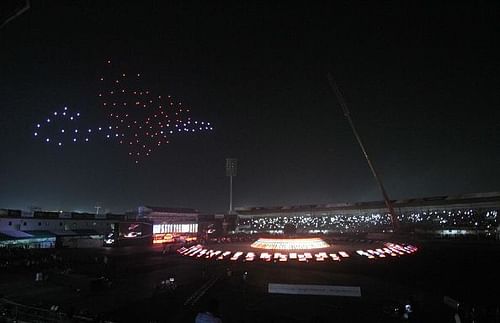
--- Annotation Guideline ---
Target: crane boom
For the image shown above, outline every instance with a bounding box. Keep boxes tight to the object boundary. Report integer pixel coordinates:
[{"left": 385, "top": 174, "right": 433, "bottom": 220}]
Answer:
[{"left": 327, "top": 73, "right": 398, "bottom": 231}]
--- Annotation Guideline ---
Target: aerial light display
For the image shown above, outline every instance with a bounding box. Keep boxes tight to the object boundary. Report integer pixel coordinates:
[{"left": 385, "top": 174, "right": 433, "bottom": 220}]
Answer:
[{"left": 33, "top": 60, "right": 213, "bottom": 163}]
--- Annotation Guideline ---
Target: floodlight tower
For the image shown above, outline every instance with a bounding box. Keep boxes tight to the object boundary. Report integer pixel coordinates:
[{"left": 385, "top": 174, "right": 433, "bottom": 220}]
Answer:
[
  {"left": 226, "top": 158, "right": 238, "bottom": 214},
  {"left": 327, "top": 73, "right": 398, "bottom": 231}
]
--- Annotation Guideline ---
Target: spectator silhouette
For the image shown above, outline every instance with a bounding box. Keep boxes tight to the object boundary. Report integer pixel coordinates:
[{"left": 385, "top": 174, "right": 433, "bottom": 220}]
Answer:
[{"left": 195, "top": 298, "right": 222, "bottom": 323}]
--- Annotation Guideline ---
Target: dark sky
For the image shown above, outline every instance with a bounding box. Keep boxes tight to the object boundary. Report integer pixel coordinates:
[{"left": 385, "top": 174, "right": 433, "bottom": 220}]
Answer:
[{"left": 1, "top": 1, "right": 499, "bottom": 213}]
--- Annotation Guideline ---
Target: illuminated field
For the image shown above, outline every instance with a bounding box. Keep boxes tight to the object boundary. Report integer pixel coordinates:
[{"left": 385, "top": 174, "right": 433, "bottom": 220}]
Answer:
[
  {"left": 250, "top": 237, "right": 330, "bottom": 250},
  {"left": 177, "top": 240, "right": 418, "bottom": 264}
]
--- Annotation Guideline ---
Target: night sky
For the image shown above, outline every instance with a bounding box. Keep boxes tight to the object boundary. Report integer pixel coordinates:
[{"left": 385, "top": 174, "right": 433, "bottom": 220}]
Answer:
[{"left": 1, "top": 1, "right": 499, "bottom": 213}]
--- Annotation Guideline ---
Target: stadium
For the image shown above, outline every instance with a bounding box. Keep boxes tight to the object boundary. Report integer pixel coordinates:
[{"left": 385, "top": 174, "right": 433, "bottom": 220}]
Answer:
[
  {"left": 233, "top": 192, "right": 500, "bottom": 237},
  {"left": 169, "top": 192, "right": 499, "bottom": 273},
  {"left": 0, "top": 192, "right": 499, "bottom": 322}
]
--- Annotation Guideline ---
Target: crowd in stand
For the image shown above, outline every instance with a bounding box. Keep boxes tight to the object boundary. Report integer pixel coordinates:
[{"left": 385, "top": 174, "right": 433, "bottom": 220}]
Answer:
[
  {"left": 0, "top": 248, "right": 65, "bottom": 272},
  {"left": 237, "top": 209, "right": 498, "bottom": 232},
  {"left": 0, "top": 247, "right": 111, "bottom": 275}
]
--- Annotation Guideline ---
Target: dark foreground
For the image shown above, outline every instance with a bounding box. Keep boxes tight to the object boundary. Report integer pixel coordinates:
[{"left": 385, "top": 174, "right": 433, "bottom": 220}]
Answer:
[{"left": 1, "top": 240, "right": 500, "bottom": 323}]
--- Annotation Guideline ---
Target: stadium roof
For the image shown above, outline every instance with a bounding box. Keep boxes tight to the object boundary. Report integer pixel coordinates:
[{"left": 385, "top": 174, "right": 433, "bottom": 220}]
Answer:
[{"left": 141, "top": 206, "right": 199, "bottom": 214}]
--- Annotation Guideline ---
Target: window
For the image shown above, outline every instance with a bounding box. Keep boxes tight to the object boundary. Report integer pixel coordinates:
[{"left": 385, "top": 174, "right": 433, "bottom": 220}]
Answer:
[
  {"left": 8, "top": 221, "right": 12, "bottom": 226},
  {"left": 23, "top": 222, "right": 27, "bottom": 226},
  {"left": 59, "top": 222, "right": 63, "bottom": 226},
  {"left": 38, "top": 222, "right": 42, "bottom": 226}
]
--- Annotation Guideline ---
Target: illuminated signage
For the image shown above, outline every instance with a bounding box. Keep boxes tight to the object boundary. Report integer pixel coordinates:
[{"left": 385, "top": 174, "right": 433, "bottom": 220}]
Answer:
[
  {"left": 250, "top": 237, "right": 330, "bottom": 250},
  {"left": 153, "top": 233, "right": 175, "bottom": 244},
  {"left": 153, "top": 223, "right": 198, "bottom": 234}
]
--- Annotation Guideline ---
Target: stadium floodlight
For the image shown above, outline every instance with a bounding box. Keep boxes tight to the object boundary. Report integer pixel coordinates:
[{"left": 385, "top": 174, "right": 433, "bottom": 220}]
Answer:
[
  {"left": 226, "top": 158, "right": 237, "bottom": 214},
  {"left": 226, "top": 158, "right": 237, "bottom": 177}
]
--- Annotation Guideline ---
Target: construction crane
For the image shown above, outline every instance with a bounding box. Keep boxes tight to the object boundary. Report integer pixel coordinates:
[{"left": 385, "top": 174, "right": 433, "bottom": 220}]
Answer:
[
  {"left": 0, "top": 0, "right": 30, "bottom": 30},
  {"left": 327, "top": 73, "right": 398, "bottom": 231}
]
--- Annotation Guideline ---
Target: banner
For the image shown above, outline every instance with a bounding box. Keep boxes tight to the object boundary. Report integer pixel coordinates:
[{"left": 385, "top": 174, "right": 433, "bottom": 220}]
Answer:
[{"left": 268, "top": 283, "right": 361, "bottom": 297}]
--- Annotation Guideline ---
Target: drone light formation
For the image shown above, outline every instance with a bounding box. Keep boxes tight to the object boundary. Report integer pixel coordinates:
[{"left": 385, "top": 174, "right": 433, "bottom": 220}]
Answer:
[
  {"left": 33, "top": 106, "right": 102, "bottom": 148},
  {"left": 33, "top": 60, "right": 213, "bottom": 163}
]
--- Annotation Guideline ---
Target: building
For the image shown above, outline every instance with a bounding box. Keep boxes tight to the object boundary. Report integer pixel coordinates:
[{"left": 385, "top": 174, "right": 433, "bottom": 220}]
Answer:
[{"left": 0, "top": 209, "right": 151, "bottom": 248}]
